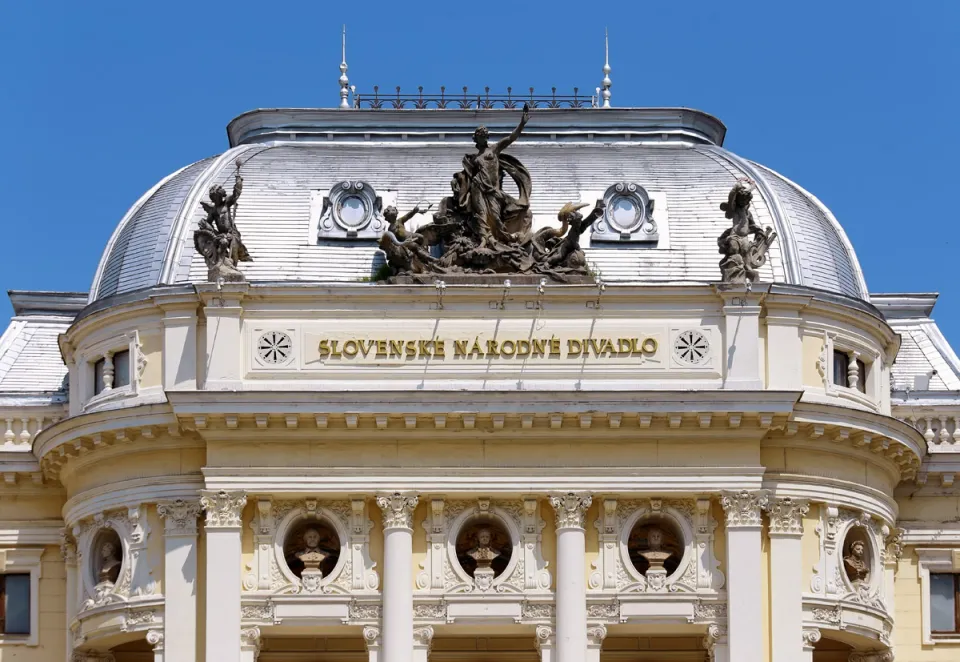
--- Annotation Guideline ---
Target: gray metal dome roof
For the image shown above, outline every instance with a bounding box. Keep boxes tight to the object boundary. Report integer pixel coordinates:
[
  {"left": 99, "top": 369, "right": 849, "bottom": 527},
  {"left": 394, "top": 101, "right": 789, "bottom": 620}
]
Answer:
[{"left": 89, "top": 108, "right": 867, "bottom": 302}]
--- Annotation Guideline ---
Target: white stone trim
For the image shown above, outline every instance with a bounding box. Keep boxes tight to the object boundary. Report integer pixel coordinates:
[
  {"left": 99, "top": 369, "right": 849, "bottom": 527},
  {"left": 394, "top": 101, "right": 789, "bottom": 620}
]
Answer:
[
  {"left": 915, "top": 547, "right": 960, "bottom": 645},
  {"left": 0, "top": 547, "right": 43, "bottom": 646}
]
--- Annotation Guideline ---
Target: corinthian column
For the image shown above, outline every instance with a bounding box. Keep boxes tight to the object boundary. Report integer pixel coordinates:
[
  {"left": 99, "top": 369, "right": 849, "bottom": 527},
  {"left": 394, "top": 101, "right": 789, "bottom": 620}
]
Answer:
[
  {"left": 549, "top": 493, "right": 592, "bottom": 662},
  {"left": 720, "top": 490, "right": 768, "bottom": 662},
  {"left": 201, "top": 490, "right": 247, "bottom": 662},
  {"left": 765, "top": 497, "right": 810, "bottom": 662},
  {"left": 157, "top": 499, "right": 202, "bottom": 662},
  {"left": 376, "top": 493, "right": 419, "bottom": 662}
]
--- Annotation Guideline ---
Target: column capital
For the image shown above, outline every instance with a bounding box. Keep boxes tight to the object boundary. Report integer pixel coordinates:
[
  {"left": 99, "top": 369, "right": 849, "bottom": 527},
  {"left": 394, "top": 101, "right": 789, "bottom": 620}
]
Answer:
[
  {"left": 376, "top": 492, "right": 419, "bottom": 531},
  {"left": 534, "top": 625, "right": 555, "bottom": 653},
  {"left": 764, "top": 497, "right": 809, "bottom": 536},
  {"left": 720, "top": 489, "right": 769, "bottom": 528},
  {"left": 157, "top": 498, "right": 202, "bottom": 536},
  {"left": 802, "top": 628, "right": 821, "bottom": 652},
  {"left": 240, "top": 626, "right": 261, "bottom": 655},
  {"left": 146, "top": 630, "right": 164, "bottom": 651},
  {"left": 586, "top": 623, "right": 608, "bottom": 648},
  {"left": 362, "top": 625, "right": 381, "bottom": 651},
  {"left": 200, "top": 490, "right": 247, "bottom": 528},
  {"left": 413, "top": 625, "right": 435, "bottom": 650},
  {"left": 549, "top": 492, "right": 593, "bottom": 530},
  {"left": 702, "top": 623, "right": 726, "bottom": 659}
]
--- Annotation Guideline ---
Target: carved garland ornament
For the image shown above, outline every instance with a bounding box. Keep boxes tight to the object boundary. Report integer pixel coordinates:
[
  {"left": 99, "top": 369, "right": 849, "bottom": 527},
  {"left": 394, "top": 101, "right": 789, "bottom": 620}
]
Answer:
[
  {"left": 201, "top": 490, "right": 247, "bottom": 528},
  {"left": 549, "top": 493, "right": 593, "bottom": 529},
  {"left": 377, "top": 493, "right": 419, "bottom": 530}
]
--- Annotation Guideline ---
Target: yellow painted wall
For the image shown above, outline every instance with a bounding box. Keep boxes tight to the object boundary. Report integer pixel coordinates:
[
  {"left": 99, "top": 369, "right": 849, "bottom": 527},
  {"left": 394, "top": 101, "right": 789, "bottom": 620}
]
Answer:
[
  {"left": 0, "top": 546, "right": 67, "bottom": 662},
  {"left": 138, "top": 331, "right": 163, "bottom": 388},
  {"left": 63, "top": 442, "right": 204, "bottom": 498},
  {"left": 802, "top": 333, "right": 824, "bottom": 387},
  {"left": 584, "top": 501, "right": 599, "bottom": 587},
  {"left": 368, "top": 502, "right": 384, "bottom": 594},
  {"left": 411, "top": 501, "right": 427, "bottom": 590},
  {"left": 146, "top": 508, "right": 164, "bottom": 594},
  {"left": 892, "top": 549, "right": 960, "bottom": 661},
  {"left": 240, "top": 501, "right": 255, "bottom": 591},
  {"left": 540, "top": 499, "right": 557, "bottom": 591},
  {"left": 802, "top": 507, "right": 820, "bottom": 591}
]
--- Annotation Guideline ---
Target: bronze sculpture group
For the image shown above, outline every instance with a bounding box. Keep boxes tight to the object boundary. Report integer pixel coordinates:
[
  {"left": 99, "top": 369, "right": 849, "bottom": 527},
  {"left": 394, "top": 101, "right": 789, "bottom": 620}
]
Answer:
[
  {"left": 193, "top": 108, "right": 776, "bottom": 285},
  {"left": 378, "top": 103, "right": 605, "bottom": 283}
]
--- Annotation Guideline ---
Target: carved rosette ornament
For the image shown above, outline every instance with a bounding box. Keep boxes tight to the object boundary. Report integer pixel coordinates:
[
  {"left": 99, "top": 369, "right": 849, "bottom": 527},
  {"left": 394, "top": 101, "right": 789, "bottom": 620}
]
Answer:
[
  {"left": 201, "top": 490, "right": 247, "bottom": 528},
  {"left": 764, "top": 497, "right": 810, "bottom": 536},
  {"left": 549, "top": 493, "right": 593, "bottom": 530},
  {"left": 376, "top": 493, "right": 419, "bottom": 531},
  {"left": 157, "top": 499, "right": 202, "bottom": 536},
  {"left": 720, "top": 490, "right": 769, "bottom": 528}
]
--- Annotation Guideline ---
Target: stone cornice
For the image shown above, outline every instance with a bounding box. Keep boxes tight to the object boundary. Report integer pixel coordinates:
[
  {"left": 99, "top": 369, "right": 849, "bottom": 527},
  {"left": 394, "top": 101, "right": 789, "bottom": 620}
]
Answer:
[{"left": 205, "top": 466, "right": 764, "bottom": 495}]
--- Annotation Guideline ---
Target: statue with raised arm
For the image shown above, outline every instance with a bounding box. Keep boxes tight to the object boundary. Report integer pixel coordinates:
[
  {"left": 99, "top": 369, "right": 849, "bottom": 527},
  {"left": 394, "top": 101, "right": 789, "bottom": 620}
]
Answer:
[
  {"left": 194, "top": 158, "right": 252, "bottom": 282},
  {"left": 448, "top": 103, "right": 532, "bottom": 241},
  {"left": 378, "top": 105, "right": 598, "bottom": 283}
]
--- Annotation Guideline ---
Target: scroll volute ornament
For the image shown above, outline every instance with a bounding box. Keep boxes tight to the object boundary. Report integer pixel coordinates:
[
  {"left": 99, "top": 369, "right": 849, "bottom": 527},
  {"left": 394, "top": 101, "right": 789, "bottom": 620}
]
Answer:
[
  {"left": 200, "top": 490, "right": 248, "bottom": 528},
  {"left": 376, "top": 493, "right": 419, "bottom": 530},
  {"left": 549, "top": 493, "right": 593, "bottom": 529}
]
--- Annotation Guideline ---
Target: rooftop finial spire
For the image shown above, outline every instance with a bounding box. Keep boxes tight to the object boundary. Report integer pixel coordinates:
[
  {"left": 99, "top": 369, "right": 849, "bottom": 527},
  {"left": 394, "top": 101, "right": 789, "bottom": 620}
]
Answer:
[
  {"left": 339, "top": 25, "right": 350, "bottom": 109},
  {"left": 601, "top": 28, "right": 612, "bottom": 109}
]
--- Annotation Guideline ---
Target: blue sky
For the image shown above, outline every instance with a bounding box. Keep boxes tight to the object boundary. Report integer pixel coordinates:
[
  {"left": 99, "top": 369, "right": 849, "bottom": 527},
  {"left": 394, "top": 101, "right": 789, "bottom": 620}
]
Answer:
[{"left": 1, "top": 1, "right": 957, "bottom": 341}]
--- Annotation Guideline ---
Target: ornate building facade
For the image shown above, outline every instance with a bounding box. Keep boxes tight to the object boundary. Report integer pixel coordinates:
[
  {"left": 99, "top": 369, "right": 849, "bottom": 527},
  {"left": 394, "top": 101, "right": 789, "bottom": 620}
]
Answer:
[{"left": 1, "top": 75, "right": 959, "bottom": 662}]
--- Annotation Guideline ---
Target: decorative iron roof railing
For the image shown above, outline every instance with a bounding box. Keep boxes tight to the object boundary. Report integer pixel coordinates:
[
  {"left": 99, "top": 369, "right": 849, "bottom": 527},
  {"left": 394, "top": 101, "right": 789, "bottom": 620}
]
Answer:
[{"left": 353, "top": 86, "right": 596, "bottom": 110}]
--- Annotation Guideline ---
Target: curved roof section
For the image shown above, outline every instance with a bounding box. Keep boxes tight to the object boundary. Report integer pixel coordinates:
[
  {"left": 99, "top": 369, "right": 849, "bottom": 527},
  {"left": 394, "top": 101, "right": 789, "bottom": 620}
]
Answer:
[{"left": 89, "top": 108, "right": 868, "bottom": 303}]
